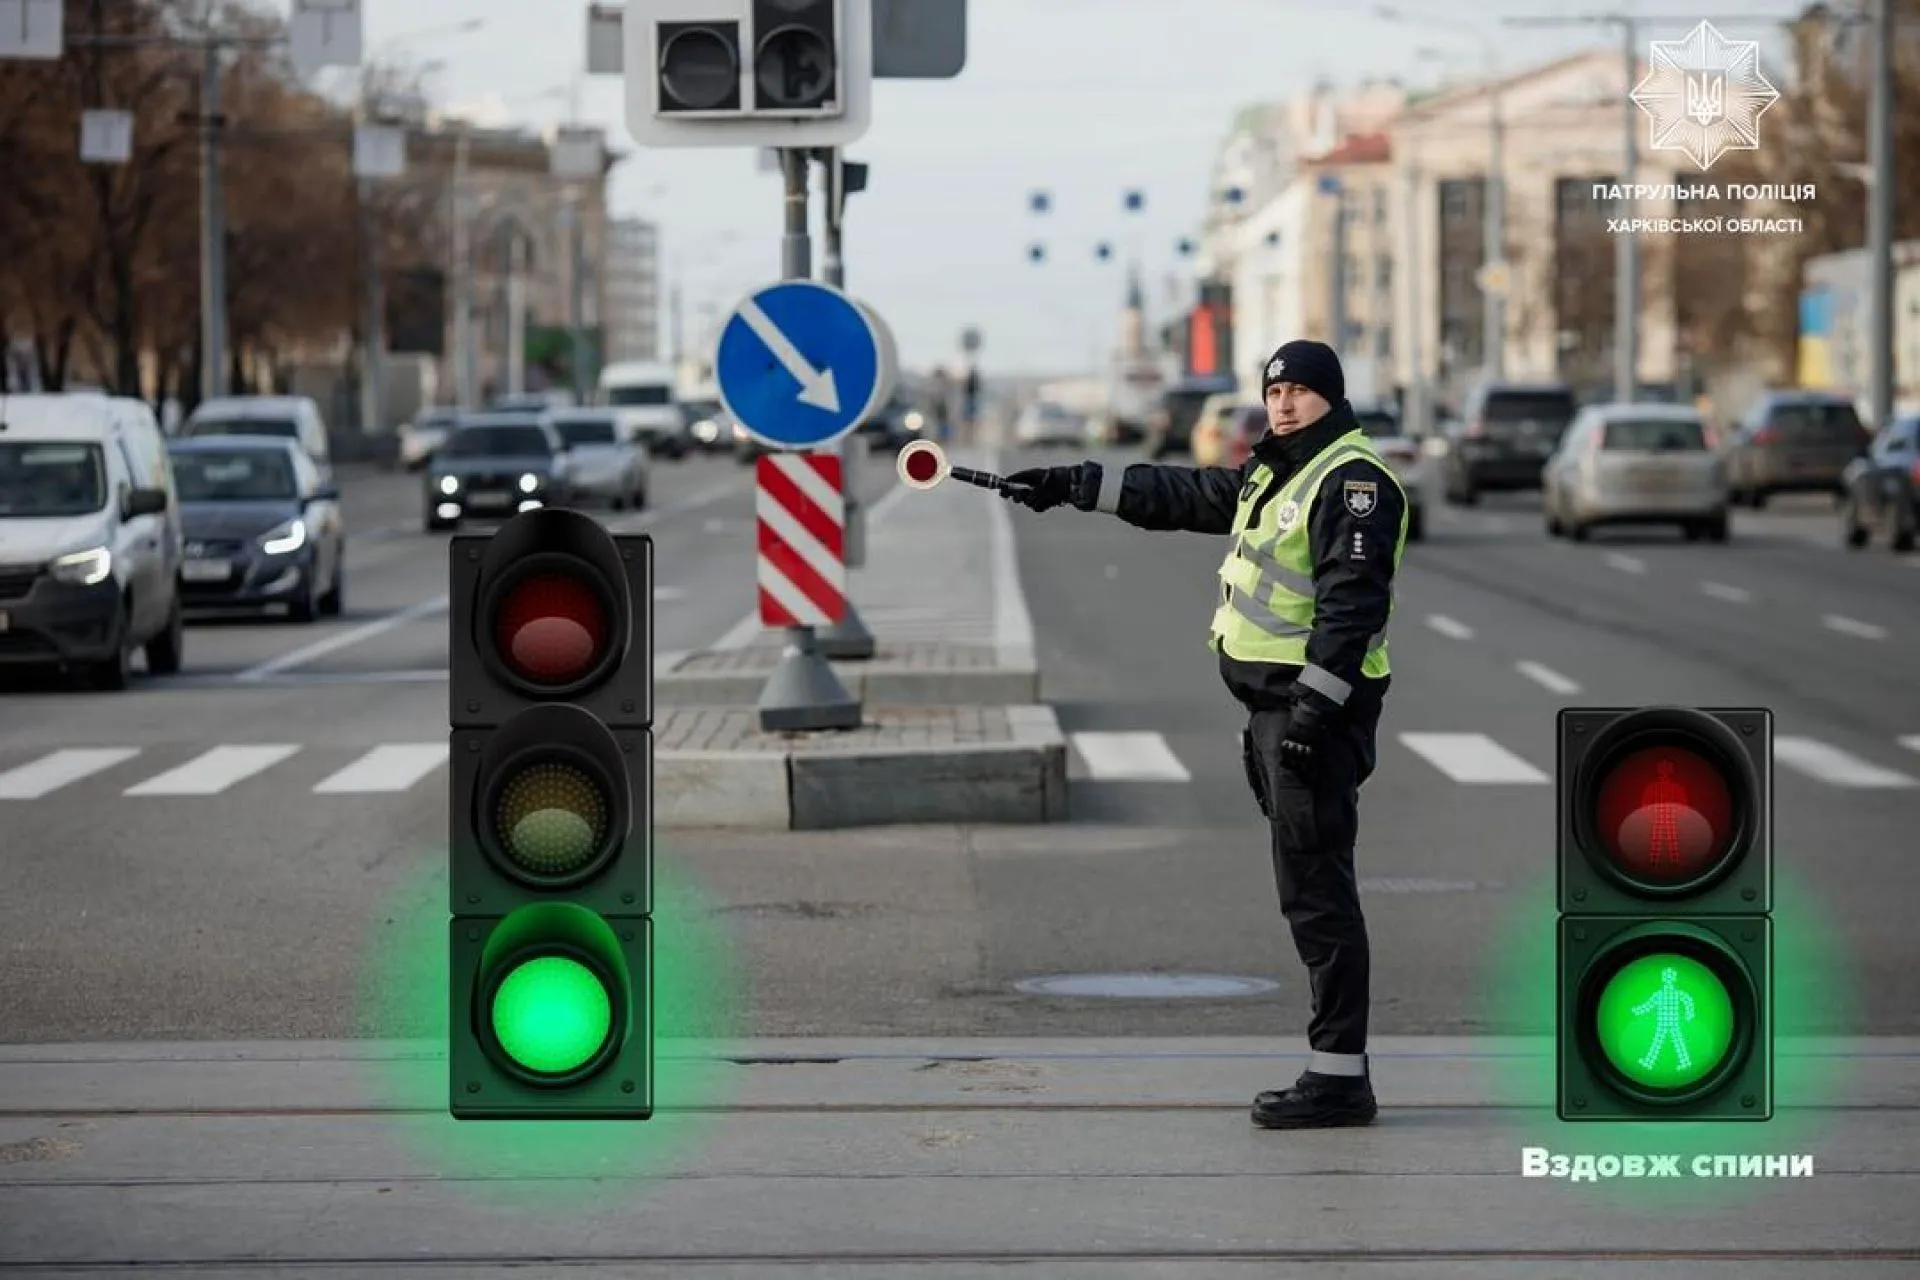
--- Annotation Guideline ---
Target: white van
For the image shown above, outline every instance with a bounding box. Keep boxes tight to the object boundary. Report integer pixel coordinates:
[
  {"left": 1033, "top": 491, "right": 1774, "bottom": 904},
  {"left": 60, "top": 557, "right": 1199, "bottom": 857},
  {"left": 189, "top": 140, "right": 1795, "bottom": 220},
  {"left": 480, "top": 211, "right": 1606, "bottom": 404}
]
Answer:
[
  {"left": 180, "top": 394, "right": 333, "bottom": 481},
  {"left": 0, "top": 392, "right": 185, "bottom": 688},
  {"left": 597, "top": 361, "right": 686, "bottom": 458}
]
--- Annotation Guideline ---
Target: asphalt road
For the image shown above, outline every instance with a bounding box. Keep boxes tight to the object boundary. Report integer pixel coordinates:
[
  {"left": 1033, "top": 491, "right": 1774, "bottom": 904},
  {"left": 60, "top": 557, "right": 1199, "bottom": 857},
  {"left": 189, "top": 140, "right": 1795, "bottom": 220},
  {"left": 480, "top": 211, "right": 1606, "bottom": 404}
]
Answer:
[{"left": 1, "top": 444, "right": 1916, "bottom": 1046}]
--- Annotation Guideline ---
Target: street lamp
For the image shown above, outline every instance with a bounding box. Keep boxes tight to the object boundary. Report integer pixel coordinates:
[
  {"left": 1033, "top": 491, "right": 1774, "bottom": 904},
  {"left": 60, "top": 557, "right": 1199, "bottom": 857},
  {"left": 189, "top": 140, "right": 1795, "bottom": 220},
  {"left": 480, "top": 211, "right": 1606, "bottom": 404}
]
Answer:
[{"left": 1377, "top": 6, "right": 1506, "bottom": 381}]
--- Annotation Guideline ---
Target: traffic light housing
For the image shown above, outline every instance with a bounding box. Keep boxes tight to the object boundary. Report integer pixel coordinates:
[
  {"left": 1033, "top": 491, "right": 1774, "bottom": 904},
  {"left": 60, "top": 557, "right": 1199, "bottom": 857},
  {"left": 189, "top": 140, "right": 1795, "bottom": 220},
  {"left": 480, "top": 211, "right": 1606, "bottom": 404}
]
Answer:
[
  {"left": 448, "top": 508, "right": 654, "bottom": 1120},
  {"left": 626, "top": 0, "right": 872, "bottom": 148},
  {"left": 1556, "top": 707, "right": 1772, "bottom": 1122}
]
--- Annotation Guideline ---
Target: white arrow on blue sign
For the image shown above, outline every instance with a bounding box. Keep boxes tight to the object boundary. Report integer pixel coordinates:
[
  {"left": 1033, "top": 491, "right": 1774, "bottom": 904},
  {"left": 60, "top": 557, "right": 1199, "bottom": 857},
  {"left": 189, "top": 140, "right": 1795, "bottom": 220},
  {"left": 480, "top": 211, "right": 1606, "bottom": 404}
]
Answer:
[{"left": 714, "top": 281, "right": 889, "bottom": 451}]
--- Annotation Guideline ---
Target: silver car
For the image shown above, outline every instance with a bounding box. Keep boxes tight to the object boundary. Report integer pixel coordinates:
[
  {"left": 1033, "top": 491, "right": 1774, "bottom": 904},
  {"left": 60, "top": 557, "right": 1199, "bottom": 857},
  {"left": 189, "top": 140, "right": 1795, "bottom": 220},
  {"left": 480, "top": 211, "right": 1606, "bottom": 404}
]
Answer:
[
  {"left": 547, "top": 409, "right": 649, "bottom": 510},
  {"left": 1543, "top": 404, "right": 1729, "bottom": 542}
]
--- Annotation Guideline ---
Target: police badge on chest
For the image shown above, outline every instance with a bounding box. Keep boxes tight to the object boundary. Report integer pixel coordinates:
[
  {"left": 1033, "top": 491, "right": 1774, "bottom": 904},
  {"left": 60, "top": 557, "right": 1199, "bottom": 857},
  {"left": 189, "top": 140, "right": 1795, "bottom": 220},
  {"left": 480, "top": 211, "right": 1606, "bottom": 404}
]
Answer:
[{"left": 1343, "top": 480, "right": 1378, "bottom": 518}]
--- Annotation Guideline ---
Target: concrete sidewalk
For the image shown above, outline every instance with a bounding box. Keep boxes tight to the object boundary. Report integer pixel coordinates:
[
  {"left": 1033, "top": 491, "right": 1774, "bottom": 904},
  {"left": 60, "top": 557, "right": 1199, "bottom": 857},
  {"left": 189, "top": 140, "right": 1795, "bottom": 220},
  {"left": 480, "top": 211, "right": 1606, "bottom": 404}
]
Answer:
[{"left": 1, "top": 1036, "right": 1915, "bottom": 1276}]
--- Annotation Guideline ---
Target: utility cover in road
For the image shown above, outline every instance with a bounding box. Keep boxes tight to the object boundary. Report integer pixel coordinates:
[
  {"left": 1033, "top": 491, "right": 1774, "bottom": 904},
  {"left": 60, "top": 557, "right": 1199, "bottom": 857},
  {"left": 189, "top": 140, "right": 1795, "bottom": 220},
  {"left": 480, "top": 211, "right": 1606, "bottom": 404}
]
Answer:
[{"left": 716, "top": 280, "right": 891, "bottom": 450}]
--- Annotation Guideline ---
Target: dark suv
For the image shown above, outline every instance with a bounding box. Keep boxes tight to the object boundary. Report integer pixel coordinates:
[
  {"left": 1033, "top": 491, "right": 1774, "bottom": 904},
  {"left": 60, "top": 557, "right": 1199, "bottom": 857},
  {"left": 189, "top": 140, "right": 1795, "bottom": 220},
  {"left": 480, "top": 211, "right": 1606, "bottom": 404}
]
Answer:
[
  {"left": 1723, "top": 391, "right": 1871, "bottom": 507},
  {"left": 1440, "top": 381, "right": 1578, "bottom": 504}
]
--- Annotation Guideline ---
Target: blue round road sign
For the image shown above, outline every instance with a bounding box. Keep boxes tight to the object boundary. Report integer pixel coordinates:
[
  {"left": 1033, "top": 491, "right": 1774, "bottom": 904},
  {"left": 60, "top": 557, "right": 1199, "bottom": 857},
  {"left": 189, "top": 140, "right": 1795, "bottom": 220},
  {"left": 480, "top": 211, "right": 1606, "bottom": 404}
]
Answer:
[{"left": 714, "top": 280, "right": 886, "bottom": 450}]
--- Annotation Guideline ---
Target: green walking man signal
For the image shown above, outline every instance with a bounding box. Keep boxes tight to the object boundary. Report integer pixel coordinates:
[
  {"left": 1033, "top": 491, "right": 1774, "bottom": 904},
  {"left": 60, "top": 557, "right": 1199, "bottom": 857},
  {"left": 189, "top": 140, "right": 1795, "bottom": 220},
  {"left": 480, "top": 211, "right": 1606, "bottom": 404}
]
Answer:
[{"left": 1556, "top": 706, "right": 1773, "bottom": 1122}]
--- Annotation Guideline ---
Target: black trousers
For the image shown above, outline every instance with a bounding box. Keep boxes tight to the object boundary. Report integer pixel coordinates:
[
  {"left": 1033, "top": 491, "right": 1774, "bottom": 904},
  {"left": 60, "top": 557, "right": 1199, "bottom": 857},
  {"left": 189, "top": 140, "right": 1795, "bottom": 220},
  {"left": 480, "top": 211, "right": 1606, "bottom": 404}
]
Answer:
[{"left": 1242, "top": 699, "right": 1382, "bottom": 1058}]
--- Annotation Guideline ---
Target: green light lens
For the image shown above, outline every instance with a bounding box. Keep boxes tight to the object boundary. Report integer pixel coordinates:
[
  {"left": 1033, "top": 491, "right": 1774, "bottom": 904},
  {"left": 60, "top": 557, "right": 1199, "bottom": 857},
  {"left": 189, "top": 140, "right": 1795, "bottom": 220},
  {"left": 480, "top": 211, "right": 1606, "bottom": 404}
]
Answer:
[
  {"left": 1594, "top": 951, "right": 1736, "bottom": 1091},
  {"left": 490, "top": 955, "right": 613, "bottom": 1075},
  {"left": 495, "top": 761, "right": 609, "bottom": 878}
]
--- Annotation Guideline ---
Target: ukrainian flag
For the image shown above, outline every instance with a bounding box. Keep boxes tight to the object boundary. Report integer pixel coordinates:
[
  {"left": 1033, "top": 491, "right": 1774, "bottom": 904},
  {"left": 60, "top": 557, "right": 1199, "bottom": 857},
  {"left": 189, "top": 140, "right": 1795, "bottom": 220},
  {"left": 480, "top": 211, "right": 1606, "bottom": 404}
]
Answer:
[{"left": 1798, "top": 290, "right": 1834, "bottom": 388}]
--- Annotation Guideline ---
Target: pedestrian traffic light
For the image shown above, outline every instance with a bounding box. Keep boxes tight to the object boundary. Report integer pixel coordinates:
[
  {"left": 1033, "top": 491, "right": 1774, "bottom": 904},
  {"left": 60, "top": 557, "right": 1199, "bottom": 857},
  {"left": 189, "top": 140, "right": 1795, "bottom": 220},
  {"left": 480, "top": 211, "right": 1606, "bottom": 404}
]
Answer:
[
  {"left": 1557, "top": 707, "right": 1772, "bottom": 1122},
  {"left": 447, "top": 508, "right": 654, "bottom": 1120}
]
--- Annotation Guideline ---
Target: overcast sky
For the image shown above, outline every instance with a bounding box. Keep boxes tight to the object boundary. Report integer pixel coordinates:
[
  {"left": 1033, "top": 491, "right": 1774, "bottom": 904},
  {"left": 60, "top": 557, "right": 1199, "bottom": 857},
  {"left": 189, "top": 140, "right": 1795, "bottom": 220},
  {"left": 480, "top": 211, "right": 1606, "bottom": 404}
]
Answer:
[{"left": 331, "top": 0, "right": 1792, "bottom": 375}]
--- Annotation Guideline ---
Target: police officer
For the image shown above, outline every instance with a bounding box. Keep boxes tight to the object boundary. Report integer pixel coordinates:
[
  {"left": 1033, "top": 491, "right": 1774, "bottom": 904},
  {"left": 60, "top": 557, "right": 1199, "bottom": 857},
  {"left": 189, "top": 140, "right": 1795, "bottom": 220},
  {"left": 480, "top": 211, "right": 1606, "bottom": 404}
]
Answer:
[{"left": 1000, "top": 339, "right": 1407, "bottom": 1129}]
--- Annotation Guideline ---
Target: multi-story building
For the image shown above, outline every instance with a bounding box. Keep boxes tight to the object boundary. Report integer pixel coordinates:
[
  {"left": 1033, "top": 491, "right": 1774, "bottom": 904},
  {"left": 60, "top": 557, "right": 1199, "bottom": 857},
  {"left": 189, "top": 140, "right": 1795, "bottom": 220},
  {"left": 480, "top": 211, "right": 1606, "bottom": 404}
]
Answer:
[
  {"left": 604, "top": 217, "right": 661, "bottom": 365},
  {"left": 1298, "top": 133, "right": 1397, "bottom": 404}
]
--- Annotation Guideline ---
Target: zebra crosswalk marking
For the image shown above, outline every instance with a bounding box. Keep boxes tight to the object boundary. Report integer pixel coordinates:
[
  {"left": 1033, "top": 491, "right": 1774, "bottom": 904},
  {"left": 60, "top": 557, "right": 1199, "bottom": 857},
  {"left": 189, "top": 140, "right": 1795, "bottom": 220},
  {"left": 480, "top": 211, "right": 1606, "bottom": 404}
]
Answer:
[
  {"left": 1773, "top": 736, "right": 1915, "bottom": 789},
  {"left": 312, "top": 744, "right": 450, "bottom": 794},
  {"left": 0, "top": 748, "right": 142, "bottom": 800},
  {"left": 1397, "top": 733, "right": 1549, "bottom": 784},
  {"left": 123, "top": 745, "right": 302, "bottom": 796}
]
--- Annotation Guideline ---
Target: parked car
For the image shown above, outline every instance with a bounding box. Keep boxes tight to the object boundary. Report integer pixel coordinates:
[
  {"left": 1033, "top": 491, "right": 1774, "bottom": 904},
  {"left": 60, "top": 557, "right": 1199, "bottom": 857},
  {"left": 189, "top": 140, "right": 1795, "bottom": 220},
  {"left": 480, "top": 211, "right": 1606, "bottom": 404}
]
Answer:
[
  {"left": 178, "top": 394, "right": 333, "bottom": 482},
  {"left": 1189, "top": 395, "right": 1253, "bottom": 466},
  {"left": 168, "top": 437, "right": 345, "bottom": 622},
  {"left": 1146, "top": 374, "right": 1238, "bottom": 458},
  {"left": 1722, "top": 390, "right": 1871, "bottom": 507},
  {"left": 425, "top": 414, "right": 573, "bottom": 531},
  {"left": 398, "top": 406, "right": 463, "bottom": 471},
  {"left": 1439, "top": 380, "right": 1578, "bottom": 503},
  {"left": 1351, "top": 403, "right": 1429, "bottom": 542},
  {"left": 1542, "top": 404, "right": 1729, "bottom": 542},
  {"left": 1839, "top": 413, "right": 1918, "bottom": 552},
  {"left": 546, "top": 409, "right": 649, "bottom": 510},
  {"left": 0, "top": 392, "right": 184, "bottom": 687}
]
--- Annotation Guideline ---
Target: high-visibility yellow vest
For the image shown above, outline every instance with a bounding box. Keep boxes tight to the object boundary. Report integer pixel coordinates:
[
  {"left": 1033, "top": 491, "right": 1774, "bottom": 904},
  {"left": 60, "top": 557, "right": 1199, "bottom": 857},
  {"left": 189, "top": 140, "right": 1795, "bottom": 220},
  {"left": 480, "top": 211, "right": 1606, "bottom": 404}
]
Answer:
[{"left": 1208, "top": 428, "right": 1407, "bottom": 674}]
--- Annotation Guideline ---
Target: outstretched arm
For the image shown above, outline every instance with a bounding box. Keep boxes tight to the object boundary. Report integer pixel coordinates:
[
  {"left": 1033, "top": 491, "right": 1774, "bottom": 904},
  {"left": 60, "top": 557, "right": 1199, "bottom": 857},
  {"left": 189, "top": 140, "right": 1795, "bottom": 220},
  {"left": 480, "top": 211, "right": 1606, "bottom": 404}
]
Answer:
[{"left": 1079, "top": 460, "right": 1249, "bottom": 534}]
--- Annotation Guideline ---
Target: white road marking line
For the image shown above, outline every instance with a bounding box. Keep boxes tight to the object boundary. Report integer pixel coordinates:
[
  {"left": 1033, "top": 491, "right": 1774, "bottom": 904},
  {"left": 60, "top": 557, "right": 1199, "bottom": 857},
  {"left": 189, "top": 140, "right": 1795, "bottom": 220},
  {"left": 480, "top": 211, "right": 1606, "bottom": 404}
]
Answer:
[
  {"left": 655, "top": 585, "right": 687, "bottom": 601},
  {"left": 1398, "top": 733, "right": 1549, "bottom": 784},
  {"left": 1426, "top": 614, "right": 1475, "bottom": 641},
  {"left": 313, "top": 743, "right": 450, "bottom": 794},
  {"left": 1070, "top": 732, "right": 1191, "bottom": 781},
  {"left": 1604, "top": 553, "right": 1646, "bottom": 574},
  {"left": 1774, "top": 736, "right": 1915, "bottom": 789},
  {"left": 985, "top": 445, "right": 1037, "bottom": 670},
  {"left": 0, "top": 748, "right": 141, "bottom": 800},
  {"left": 1700, "top": 581, "right": 1752, "bottom": 603},
  {"left": 1516, "top": 661, "right": 1582, "bottom": 695},
  {"left": 1900, "top": 735, "right": 1920, "bottom": 754},
  {"left": 236, "top": 595, "right": 448, "bottom": 681},
  {"left": 1822, "top": 614, "right": 1888, "bottom": 641},
  {"left": 124, "top": 745, "right": 303, "bottom": 796}
]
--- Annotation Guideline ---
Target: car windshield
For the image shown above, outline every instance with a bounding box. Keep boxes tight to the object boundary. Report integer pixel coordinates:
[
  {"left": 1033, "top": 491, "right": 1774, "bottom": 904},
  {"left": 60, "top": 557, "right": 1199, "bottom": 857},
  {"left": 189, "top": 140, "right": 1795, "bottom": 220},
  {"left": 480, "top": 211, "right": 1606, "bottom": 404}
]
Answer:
[
  {"left": 1482, "top": 392, "right": 1575, "bottom": 433},
  {"left": 170, "top": 449, "right": 298, "bottom": 500},
  {"left": 1767, "top": 401, "right": 1863, "bottom": 441},
  {"left": 607, "top": 384, "right": 671, "bottom": 406},
  {"left": 0, "top": 442, "right": 107, "bottom": 517},
  {"left": 444, "top": 424, "right": 551, "bottom": 457},
  {"left": 1603, "top": 418, "right": 1707, "bottom": 451},
  {"left": 187, "top": 417, "right": 300, "bottom": 440},
  {"left": 554, "top": 417, "right": 617, "bottom": 447}
]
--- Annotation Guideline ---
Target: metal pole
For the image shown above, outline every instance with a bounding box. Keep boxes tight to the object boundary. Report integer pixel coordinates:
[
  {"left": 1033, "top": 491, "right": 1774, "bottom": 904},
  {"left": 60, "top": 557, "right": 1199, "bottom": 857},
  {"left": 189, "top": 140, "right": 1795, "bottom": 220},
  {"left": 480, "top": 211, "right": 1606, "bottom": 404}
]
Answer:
[
  {"left": 1866, "top": 0, "right": 1895, "bottom": 429},
  {"left": 1484, "top": 56, "right": 1506, "bottom": 379},
  {"left": 359, "top": 178, "right": 384, "bottom": 435},
  {"left": 1614, "top": 18, "right": 1639, "bottom": 403},
  {"left": 1404, "top": 160, "right": 1428, "bottom": 436},
  {"left": 452, "top": 128, "right": 475, "bottom": 408},
  {"left": 199, "top": 37, "right": 227, "bottom": 400},
  {"left": 816, "top": 148, "right": 876, "bottom": 661},
  {"left": 1330, "top": 181, "right": 1350, "bottom": 349},
  {"left": 756, "top": 147, "right": 862, "bottom": 732},
  {"left": 566, "top": 196, "right": 588, "bottom": 403},
  {"left": 505, "top": 230, "right": 526, "bottom": 396}
]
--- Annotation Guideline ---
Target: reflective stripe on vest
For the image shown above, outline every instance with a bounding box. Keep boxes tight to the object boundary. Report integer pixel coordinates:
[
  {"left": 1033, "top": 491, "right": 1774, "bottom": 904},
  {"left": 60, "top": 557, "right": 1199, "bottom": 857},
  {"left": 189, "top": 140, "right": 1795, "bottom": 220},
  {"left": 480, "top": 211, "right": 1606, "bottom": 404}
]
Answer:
[{"left": 1209, "top": 430, "right": 1406, "bottom": 672}]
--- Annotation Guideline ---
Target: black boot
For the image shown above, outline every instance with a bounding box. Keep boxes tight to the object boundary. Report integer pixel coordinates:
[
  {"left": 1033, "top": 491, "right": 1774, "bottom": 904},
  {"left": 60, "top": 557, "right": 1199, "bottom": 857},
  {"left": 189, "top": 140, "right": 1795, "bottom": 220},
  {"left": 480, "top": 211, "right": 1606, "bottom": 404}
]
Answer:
[{"left": 1251, "top": 1070, "right": 1377, "bottom": 1129}]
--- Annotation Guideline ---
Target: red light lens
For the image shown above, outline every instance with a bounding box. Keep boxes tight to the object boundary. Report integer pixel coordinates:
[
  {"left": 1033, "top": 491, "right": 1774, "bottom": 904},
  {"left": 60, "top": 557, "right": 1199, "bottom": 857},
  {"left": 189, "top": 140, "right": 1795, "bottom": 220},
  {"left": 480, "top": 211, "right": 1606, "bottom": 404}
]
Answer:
[
  {"left": 494, "top": 572, "right": 609, "bottom": 686},
  {"left": 903, "top": 447, "right": 939, "bottom": 484},
  {"left": 1592, "top": 744, "right": 1735, "bottom": 885}
]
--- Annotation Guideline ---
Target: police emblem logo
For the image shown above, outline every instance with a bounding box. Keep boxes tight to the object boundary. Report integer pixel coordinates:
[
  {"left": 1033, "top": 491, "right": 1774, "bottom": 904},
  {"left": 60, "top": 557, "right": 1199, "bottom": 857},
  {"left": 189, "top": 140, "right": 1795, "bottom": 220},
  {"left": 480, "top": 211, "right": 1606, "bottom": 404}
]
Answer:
[
  {"left": 1343, "top": 480, "right": 1378, "bottom": 518},
  {"left": 1266, "top": 357, "right": 1285, "bottom": 381},
  {"left": 1274, "top": 499, "right": 1301, "bottom": 530}
]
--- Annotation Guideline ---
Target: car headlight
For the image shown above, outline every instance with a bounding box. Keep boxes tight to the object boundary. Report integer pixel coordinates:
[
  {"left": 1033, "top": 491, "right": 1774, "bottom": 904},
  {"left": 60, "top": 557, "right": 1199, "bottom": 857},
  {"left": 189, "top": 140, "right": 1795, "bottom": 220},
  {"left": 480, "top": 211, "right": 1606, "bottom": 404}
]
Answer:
[
  {"left": 519, "top": 472, "right": 541, "bottom": 493},
  {"left": 50, "top": 545, "right": 112, "bottom": 586},
  {"left": 905, "top": 411, "right": 925, "bottom": 432},
  {"left": 438, "top": 474, "right": 460, "bottom": 495},
  {"left": 261, "top": 518, "right": 307, "bottom": 555}
]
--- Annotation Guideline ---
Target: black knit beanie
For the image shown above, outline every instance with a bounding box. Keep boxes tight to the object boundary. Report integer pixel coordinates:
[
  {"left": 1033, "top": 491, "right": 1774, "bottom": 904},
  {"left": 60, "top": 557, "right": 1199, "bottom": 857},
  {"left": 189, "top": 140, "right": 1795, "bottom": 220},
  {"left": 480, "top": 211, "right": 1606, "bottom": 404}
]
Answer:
[{"left": 1261, "top": 339, "right": 1345, "bottom": 404}]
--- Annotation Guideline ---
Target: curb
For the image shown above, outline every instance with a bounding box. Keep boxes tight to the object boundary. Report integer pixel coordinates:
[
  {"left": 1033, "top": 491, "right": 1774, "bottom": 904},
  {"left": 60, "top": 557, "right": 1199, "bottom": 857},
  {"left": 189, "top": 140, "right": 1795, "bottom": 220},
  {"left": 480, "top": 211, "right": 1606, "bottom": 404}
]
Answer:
[
  {"left": 656, "top": 704, "right": 1068, "bottom": 829},
  {"left": 656, "top": 662, "right": 1040, "bottom": 707}
]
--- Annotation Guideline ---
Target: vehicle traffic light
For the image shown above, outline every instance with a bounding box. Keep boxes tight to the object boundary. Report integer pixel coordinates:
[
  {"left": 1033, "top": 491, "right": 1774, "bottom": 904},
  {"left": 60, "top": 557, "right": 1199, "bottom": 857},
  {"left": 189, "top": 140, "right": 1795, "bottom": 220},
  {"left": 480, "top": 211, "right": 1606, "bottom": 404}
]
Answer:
[
  {"left": 1557, "top": 707, "right": 1772, "bottom": 1122},
  {"left": 627, "top": 0, "right": 871, "bottom": 148},
  {"left": 447, "top": 508, "right": 654, "bottom": 1120}
]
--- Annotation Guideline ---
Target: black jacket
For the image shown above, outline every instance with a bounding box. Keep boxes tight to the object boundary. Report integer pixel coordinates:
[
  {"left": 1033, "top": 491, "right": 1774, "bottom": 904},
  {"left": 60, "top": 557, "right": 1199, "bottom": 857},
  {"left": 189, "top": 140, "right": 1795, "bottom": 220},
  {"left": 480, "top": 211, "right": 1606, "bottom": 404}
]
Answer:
[{"left": 1071, "top": 401, "right": 1404, "bottom": 717}]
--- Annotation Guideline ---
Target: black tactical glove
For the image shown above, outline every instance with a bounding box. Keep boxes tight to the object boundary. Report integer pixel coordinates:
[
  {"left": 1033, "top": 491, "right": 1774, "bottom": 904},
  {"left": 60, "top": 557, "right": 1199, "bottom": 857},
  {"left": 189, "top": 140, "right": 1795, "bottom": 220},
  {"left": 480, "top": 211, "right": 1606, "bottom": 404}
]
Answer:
[
  {"left": 1002, "top": 465, "right": 1087, "bottom": 512},
  {"left": 1276, "top": 697, "right": 1328, "bottom": 769}
]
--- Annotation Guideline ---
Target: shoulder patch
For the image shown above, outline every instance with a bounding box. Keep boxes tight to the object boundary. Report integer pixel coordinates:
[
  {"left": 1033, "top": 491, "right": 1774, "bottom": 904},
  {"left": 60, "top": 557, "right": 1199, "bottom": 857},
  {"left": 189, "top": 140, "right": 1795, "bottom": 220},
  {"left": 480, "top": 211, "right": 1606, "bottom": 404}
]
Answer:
[{"left": 1342, "top": 478, "right": 1379, "bottom": 519}]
